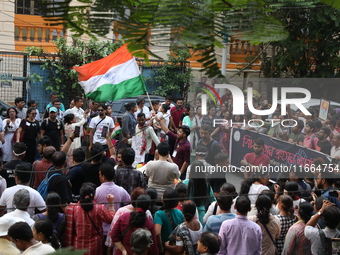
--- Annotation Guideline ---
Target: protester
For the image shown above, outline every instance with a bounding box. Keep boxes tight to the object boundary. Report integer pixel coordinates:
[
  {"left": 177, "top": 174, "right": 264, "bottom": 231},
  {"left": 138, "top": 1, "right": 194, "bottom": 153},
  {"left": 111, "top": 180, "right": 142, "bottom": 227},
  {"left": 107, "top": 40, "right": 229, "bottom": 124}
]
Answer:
[
  {"left": 95, "top": 163, "right": 130, "bottom": 239},
  {"left": 164, "top": 200, "right": 202, "bottom": 254},
  {"left": 122, "top": 102, "right": 137, "bottom": 141},
  {"left": 218, "top": 196, "right": 262, "bottom": 255},
  {"left": 305, "top": 200, "right": 340, "bottom": 255},
  {"left": 5, "top": 189, "right": 34, "bottom": 227},
  {"left": 0, "top": 215, "right": 23, "bottom": 255},
  {"left": 40, "top": 107, "right": 64, "bottom": 151},
  {"left": 114, "top": 147, "right": 146, "bottom": 194},
  {"left": 8, "top": 222, "right": 55, "bottom": 254},
  {"left": 33, "top": 146, "right": 55, "bottom": 189},
  {"left": 46, "top": 92, "right": 65, "bottom": 112},
  {"left": 145, "top": 142, "right": 180, "bottom": 199},
  {"left": 16, "top": 107, "right": 40, "bottom": 164},
  {"left": 240, "top": 138, "right": 270, "bottom": 179},
  {"left": 248, "top": 194, "right": 281, "bottom": 255},
  {"left": 130, "top": 228, "right": 154, "bottom": 255},
  {"left": 33, "top": 220, "right": 60, "bottom": 249},
  {"left": 203, "top": 191, "right": 236, "bottom": 234},
  {"left": 47, "top": 151, "right": 72, "bottom": 205},
  {"left": 2, "top": 142, "right": 28, "bottom": 187},
  {"left": 275, "top": 195, "right": 296, "bottom": 254},
  {"left": 111, "top": 194, "right": 158, "bottom": 255},
  {"left": 156, "top": 115, "right": 191, "bottom": 180},
  {"left": 197, "top": 232, "right": 221, "bottom": 255},
  {"left": 14, "top": 97, "right": 27, "bottom": 119},
  {"left": 2, "top": 107, "right": 21, "bottom": 162},
  {"left": 89, "top": 104, "right": 114, "bottom": 151},
  {"left": 183, "top": 161, "right": 216, "bottom": 225},
  {"left": 32, "top": 192, "right": 66, "bottom": 244},
  {"left": 154, "top": 189, "right": 184, "bottom": 254},
  {"left": 64, "top": 112, "right": 86, "bottom": 167},
  {"left": 106, "top": 187, "right": 153, "bottom": 255},
  {"left": 0, "top": 163, "right": 46, "bottom": 217},
  {"left": 282, "top": 202, "right": 313, "bottom": 255},
  {"left": 64, "top": 183, "right": 115, "bottom": 255}
]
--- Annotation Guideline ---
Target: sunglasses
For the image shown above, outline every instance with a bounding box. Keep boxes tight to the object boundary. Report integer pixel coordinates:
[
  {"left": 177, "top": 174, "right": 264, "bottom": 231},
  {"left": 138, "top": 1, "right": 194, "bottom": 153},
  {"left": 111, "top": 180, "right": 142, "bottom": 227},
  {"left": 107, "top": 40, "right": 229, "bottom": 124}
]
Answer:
[
  {"left": 31, "top": 113, "right": 37, "bottom": 115},
  {"left": 98, "top": 109, "right": 105, "bottom": 112}
]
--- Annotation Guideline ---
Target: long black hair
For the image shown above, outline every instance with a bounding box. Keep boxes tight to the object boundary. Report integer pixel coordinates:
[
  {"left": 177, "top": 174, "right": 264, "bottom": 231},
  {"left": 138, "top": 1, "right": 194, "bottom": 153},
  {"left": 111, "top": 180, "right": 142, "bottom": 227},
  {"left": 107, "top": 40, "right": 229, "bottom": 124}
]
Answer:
[
  {"left": 240, "top": 172, "right": 268, "bottom": 196},
  {"left": 130, "top": 194, "right": 151, "bottom": 228},
  {"left": 278, "top": 195, "right": 295, "bottom": 220},
  {"left": 80, "top": 183, "right": 96, "bottom": 212},
  {"left": 46, "top": 192, "right": 61, "bottom": 222},
  {"left": 160, "top": 189, "right": 179, "bottom": 210},
  {"left": 34, "top": 219, "right": 60, "bottom": 249},
  {"left": 188, "top": 161, "right": 208, "bottom": 207},
  {"left": 298, "top": 202, "right": 314, "bottom": 223},
  {"left": 256, "top": 195, "right": 271, "bottom": 225}
]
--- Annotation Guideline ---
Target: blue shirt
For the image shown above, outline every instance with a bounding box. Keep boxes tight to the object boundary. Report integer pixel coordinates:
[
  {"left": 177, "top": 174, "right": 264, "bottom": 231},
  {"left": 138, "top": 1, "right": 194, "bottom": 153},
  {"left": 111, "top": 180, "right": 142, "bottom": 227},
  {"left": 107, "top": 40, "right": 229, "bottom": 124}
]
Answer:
[{"left": 203, "top": 213, "right": 236, "bottom": 234}]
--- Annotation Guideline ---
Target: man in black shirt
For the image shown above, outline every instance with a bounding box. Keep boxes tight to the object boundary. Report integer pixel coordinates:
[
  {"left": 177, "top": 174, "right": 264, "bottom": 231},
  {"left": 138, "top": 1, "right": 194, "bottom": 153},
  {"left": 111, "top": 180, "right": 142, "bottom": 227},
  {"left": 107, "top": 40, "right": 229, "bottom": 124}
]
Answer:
[
  {"left": 315, "top": 127, "right": 332, "bottom": 155},
  {"left": 48, "top": 151, "right": 72, "bottom": 206},
  {"left": 40, "top": 107, "right": 64, "bottom": 151},
  {"left": 82, "top": 143, "right": 115, "bottom": 187},
  {"left": 1, "top": 142, "right": 28, "bottom": 187}
]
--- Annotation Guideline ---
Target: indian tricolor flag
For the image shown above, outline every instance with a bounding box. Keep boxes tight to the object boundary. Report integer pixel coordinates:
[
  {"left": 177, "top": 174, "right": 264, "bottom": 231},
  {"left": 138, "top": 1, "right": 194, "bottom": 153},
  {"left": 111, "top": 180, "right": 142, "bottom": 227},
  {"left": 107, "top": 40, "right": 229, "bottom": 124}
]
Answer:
[{"left": 73, "top": 44, "right": 147, "bottom": 102}]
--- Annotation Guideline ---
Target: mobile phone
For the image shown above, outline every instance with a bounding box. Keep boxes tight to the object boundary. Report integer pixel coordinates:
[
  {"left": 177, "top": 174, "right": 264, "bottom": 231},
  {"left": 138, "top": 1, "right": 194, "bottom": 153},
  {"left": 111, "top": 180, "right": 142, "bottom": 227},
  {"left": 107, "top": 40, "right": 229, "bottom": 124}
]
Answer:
[
  {"left": 101, "top": 126, "right": 108, "bottom": 138},
  {"left": 74, "top": 126, "right": 80, "bottom": 138}
]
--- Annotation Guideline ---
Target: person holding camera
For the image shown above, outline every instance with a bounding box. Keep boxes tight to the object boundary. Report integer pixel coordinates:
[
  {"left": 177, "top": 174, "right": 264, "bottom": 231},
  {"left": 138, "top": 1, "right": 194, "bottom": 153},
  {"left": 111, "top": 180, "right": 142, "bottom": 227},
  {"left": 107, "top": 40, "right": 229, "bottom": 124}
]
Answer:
[{"left": 64, "top": 111, "right": 87, "bottom": 167}]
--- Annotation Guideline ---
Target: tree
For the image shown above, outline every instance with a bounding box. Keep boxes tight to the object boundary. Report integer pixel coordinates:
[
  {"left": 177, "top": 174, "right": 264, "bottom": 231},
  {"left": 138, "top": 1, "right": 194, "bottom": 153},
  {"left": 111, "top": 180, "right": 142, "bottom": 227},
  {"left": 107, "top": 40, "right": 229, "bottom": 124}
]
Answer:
[
  {"left": 41, "top": 0, "right": 292, "bottom": 77},
  {"left": 26, "top": 38, "right": 123, "bottom": 99},
  {"left": 147, "top": 45, "right": 193, "bottom": 99},
  {"left": 261, "top": 2, "right": 340, "bottom": 78}
]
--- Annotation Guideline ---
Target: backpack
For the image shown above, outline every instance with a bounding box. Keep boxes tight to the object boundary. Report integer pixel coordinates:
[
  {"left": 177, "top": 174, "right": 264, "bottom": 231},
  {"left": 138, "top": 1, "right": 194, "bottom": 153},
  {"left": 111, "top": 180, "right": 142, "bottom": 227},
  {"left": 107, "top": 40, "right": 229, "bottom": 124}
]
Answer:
[
  {"left": 37, "top": 169, "right": 61, "bottom": 200},
  {"left": 319, "top": 229, "right": 340, "bottom": 255}
]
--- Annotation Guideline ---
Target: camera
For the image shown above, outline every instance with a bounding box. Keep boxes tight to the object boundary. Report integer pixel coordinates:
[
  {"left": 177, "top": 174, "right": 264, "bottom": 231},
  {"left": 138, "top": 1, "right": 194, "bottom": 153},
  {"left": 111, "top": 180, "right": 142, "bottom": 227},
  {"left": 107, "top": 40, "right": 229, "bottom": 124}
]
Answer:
[{"left": 329, "top": 189, "right": 340, "bottom": 197}]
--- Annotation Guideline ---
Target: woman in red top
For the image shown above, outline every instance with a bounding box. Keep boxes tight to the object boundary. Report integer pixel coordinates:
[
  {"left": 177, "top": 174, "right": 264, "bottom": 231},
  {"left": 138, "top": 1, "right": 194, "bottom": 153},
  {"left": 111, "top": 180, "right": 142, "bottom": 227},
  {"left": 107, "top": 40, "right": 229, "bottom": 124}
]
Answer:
[
  {"left": 64, "top": 183, "right": 115, "bottom": 255},
  {"left": 111, "top": 194, "right": 158, "bottom": 255}
]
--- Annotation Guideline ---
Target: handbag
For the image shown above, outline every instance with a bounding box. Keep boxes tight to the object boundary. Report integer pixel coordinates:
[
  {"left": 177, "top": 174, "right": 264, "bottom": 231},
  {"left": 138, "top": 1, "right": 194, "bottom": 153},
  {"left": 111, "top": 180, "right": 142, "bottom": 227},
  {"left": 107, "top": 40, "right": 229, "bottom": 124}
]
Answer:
[
  {"left": 12, "top": 119, "right": 26, "bottom": 143},
  {"left": 259, "top": 220, "right": 278, "bottom": 255},
  {"left": 85, "top": 210, "right": 104, "bottom": 242}
]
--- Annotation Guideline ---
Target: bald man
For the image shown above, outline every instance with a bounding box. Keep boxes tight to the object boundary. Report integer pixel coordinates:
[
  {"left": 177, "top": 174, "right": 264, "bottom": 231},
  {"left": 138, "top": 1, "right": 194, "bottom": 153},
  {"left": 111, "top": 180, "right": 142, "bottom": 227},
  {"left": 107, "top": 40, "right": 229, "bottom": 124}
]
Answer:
[{"left": 33, "top": 146, "right": 55, "bottom": 189}]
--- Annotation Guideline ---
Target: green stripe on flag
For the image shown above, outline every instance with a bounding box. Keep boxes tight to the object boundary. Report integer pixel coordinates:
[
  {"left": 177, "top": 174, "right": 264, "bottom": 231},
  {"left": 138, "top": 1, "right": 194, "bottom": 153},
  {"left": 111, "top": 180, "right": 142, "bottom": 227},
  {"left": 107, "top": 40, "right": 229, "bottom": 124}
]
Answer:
[{"left": 86, "top": 75, "right": 146, "bottom": 103}]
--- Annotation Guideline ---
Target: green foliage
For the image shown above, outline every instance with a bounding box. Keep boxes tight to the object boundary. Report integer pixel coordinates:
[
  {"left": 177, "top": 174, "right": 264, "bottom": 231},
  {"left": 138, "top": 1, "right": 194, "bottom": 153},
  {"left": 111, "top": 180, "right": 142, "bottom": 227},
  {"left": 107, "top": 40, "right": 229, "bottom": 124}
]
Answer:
[
  {"left": 150, "top": 45, "right": 193, "bottom": 99},
  {"left": 41, "top": 0, "right": 292, "bottom": 78},
  {"left": 261, "top": 2, "right": 340, "bottom": 78},
  {"left": 25, "top": 38, "right": 123, "bottom": 99}
]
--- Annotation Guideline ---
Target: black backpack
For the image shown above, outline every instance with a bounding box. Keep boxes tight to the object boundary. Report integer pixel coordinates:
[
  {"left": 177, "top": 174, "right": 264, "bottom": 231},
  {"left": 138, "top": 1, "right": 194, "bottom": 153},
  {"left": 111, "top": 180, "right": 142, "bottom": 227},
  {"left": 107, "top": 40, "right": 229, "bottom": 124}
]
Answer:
[{"left": 319, "top": 229, "right": 340, "bottom": 255}]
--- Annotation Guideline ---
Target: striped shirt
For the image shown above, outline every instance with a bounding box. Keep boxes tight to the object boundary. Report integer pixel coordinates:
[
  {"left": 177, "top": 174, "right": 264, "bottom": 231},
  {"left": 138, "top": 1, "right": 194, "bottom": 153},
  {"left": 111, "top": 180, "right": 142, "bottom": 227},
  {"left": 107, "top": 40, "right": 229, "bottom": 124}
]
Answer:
[{"left": 203, "top": 213, "right": 236, "bottom": 234}]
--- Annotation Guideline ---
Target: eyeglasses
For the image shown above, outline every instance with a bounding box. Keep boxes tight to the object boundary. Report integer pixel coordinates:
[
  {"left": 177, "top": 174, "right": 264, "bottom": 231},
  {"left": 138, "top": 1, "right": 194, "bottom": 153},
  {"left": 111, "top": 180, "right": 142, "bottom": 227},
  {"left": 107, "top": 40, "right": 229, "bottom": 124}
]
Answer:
[
  {"left": 98, "top": 109, "right": 104, "bottom": 112},
  {"left": 31, "top": 113, "right": 37, "bottom": 115},
  {"left": 8, "top": 111, "right": 16, "bottom": 113}
]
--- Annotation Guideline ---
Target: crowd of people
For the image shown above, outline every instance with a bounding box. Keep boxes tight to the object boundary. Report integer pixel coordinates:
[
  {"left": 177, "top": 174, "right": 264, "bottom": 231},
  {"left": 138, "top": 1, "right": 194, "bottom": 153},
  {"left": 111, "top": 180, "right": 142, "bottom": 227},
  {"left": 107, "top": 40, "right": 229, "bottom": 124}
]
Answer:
[{"left": 0, "top": 84, "right": 340, "bottom": 255}]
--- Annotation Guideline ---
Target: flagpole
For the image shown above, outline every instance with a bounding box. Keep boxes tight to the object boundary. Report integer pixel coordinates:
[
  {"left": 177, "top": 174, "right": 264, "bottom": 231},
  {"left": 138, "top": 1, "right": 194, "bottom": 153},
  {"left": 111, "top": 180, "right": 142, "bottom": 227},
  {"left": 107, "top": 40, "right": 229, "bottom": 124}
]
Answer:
[{"left": 146, "top": 91, "right": 155, "bottom": 112}]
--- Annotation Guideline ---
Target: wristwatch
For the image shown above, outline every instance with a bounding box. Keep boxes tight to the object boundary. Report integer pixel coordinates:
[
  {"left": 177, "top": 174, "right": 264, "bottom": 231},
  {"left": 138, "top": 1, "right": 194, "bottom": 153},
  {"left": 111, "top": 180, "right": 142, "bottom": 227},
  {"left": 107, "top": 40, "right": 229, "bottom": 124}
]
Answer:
[{"left": 317, "top": 211, "right": 322, "bottom": 216}]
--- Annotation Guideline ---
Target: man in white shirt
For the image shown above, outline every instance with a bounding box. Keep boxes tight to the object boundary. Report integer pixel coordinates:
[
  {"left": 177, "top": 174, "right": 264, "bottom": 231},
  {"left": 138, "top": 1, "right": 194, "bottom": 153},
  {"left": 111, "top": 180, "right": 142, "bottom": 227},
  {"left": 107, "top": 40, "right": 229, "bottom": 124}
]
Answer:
[
  {"left": 8, "top": 222, "right": 55, "bottom": 255},
  {"left": 129, "top": 112, "right": 160, "bottom": 162},
  {"left": 5, "top": 189, "right": 35, "bottom": 227},
  {"left": 70, "top": 96, "right": 84, "bottom": 122},
  {"left": 134, "top": 96, "right": 151, "bottom": 120},
  {"left": 331, "top": 133, "right": 340, "bottom": 160},
  {"left": 0, "top": 163, "right": 46, "bottom": 217},
  {"left": 305, "top": 200, "right": 340, "bottom": 255},
  {"left": 70, "top": 96, "right": 85, "bottom": 137},
  {"left": 145, "top": 142, "right": 179, "bottom": 199},
  {"left": 89, "top": 104, "right": 114, "bottom": 151}
]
